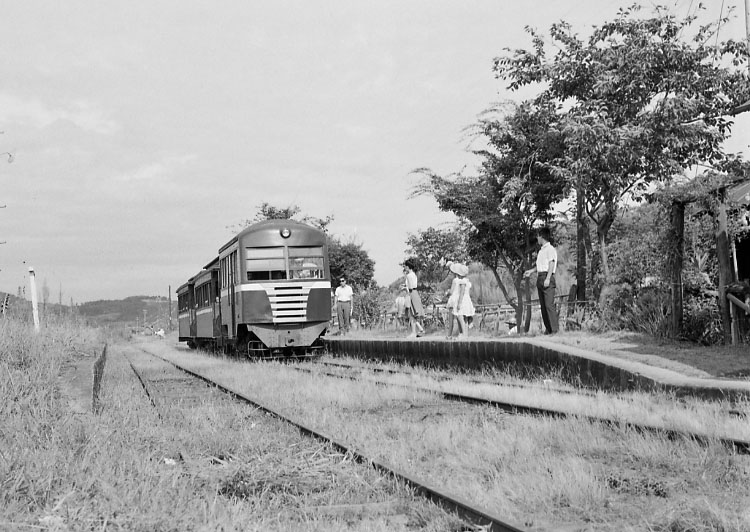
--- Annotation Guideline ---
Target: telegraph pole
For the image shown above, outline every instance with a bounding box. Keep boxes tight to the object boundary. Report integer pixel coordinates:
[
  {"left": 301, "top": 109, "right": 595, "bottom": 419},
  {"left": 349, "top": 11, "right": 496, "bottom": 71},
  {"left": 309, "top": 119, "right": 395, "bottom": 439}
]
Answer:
[
  {"left": 0, "top": 150, "right": 12, "bottom": 246},
  {"left": 168, "top": 285, "right": 172, "bottom": 331}
]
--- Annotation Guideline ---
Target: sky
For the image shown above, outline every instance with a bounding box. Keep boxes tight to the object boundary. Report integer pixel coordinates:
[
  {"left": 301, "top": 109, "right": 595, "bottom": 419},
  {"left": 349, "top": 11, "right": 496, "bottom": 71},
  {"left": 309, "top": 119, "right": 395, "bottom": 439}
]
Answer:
[{"left": 1, "top": 1, "right": 749, "bottom": 303}]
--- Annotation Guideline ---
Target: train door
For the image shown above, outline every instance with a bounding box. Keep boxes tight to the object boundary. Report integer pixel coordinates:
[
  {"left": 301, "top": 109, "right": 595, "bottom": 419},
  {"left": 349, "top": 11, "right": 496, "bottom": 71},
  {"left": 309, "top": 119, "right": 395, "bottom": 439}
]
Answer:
[
  {"left": 230, "top": 249, "right": 237, "bottom": 339},
  {"left": 211, "top": 269, "right": 222, "bottom": 341},
  {"left": 189, "top": 284, "right": 197, "bottom": 339}
]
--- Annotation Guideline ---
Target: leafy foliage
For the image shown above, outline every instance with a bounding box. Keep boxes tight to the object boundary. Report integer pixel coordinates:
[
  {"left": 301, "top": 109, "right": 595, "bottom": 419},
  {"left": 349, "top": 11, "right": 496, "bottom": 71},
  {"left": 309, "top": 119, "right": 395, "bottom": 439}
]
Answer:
[
  {"left": 414, "top": 101, "right": 567, "bottom": 328},
  {"left": 493, "top": 4, "right": 750, "bottom": 284},
  {"left": 352, "top": 287, "right": 385, "bottom": 328},
  {"left": 404, "top": 225, "right": 470, "bottom": 288},
  {"left": 606, "top": 203, "right": 668, "bottom": 286},
  {"left": 328, "top": 237, "right": 375, "bottom": 291},
  {"left": 233, "top": 202, "right": 334, "bottom": 233}
]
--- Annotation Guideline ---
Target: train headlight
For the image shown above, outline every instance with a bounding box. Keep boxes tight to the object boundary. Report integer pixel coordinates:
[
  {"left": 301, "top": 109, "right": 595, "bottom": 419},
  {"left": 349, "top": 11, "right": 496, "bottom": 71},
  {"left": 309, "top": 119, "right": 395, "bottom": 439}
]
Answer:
[{"left": 280, "top": 227, "right": 291, "bottom": 238}]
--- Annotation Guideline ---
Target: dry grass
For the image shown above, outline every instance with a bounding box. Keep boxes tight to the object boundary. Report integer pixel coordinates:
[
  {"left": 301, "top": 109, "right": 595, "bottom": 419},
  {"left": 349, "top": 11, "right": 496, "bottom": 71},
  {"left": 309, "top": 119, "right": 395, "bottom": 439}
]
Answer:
[
  {"left": 314, "top": 356, "right": 750, "bottom": 441},
  {"left": 150, "top": 342, "right": 750, "bottom": 532},
  {"left": 0, "top": 317, "right": 462, "bottom": 531}
]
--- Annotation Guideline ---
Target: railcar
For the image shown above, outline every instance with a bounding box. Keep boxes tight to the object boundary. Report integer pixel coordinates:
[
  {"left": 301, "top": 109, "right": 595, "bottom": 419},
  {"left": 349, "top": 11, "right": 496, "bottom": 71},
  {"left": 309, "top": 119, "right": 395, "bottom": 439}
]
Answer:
[
  {"left": 176, "top": 280, "right": 194, "bottom": 345},
  {"left": 178, "top": 219, "right": 331, "bottom": 357},
  {"left": 176, "top": 258, "right": 222, "bottom": 349}
]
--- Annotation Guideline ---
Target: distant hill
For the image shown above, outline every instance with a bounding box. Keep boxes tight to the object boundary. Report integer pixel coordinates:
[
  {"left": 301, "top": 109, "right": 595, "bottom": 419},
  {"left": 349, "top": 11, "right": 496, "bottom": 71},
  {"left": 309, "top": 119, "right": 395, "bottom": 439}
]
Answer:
[
  {"left": 0, "top": 292, "right": 175, "bottom": 328},
  {"left": 78, "top": 296, "right": 175, "bottom": 327}
]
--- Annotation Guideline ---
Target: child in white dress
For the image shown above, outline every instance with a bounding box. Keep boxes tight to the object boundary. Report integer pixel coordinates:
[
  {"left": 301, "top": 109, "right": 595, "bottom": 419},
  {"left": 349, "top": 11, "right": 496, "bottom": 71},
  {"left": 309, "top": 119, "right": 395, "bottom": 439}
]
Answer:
[{"left": 448, "top": 263, "right": 474, "bottom": 337}]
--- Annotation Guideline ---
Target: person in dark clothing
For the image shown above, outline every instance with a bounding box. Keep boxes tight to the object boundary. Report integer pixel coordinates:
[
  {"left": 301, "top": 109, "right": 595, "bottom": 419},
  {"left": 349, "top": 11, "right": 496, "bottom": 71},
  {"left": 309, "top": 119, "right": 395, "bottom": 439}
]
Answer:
[{"left": 523, "top": 227, "right": 559, "bottom": 334}]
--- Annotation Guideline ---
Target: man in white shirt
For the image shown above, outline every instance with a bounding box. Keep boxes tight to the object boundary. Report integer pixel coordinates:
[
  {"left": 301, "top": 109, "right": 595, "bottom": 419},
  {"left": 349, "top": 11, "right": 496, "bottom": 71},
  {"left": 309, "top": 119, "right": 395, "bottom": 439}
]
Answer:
[
  {"left": 334, "top": 277, "right": 354, "bottom": 334},
  {"left": 523, "top": 227, "right": 559, "bottom": 334}
]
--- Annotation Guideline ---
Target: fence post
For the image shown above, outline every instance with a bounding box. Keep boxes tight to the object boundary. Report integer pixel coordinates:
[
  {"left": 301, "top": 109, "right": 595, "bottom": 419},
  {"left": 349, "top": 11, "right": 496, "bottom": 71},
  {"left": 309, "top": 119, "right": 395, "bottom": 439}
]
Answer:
[
  {"left": 92, "top": 345, "right": 107, "bottom": 414},
  {"left": 28, "top": 267, "right": 40, "bottom": 333}
]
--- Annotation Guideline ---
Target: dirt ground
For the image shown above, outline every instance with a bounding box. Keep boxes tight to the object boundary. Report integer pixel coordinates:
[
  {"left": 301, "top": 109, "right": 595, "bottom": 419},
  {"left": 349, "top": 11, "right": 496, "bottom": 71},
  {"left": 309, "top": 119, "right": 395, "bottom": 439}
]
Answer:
[{"left": 547, "top": 330, "right": 750, "bottom": 380}]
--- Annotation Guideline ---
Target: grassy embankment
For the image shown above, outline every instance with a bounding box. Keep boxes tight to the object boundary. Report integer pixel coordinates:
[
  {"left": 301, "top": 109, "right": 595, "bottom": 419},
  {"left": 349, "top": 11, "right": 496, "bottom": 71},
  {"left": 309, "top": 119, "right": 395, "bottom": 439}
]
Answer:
[{"left": 0, "top": 317, "right": 459, "bottom": 531}]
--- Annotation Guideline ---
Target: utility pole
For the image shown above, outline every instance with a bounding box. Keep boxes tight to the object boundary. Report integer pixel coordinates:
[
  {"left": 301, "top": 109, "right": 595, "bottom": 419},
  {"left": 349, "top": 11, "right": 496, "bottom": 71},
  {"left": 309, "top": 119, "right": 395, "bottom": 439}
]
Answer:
[{"left": 168, "top": 285, "right": 173, "bottom": 331}]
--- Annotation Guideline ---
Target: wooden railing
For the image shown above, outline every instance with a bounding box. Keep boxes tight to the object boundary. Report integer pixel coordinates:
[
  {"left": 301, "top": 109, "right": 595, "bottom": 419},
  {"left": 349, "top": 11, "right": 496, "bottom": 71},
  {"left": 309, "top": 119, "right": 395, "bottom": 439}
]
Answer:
[{"left": 727, "top": 292, "right": 750, "bottom": 345}]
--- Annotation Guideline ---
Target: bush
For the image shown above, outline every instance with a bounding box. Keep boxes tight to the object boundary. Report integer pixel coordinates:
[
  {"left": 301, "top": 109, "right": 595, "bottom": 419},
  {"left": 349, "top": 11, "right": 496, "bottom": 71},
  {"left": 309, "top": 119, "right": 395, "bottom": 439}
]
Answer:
[
  {"left": 598, "top": 284, "right": 672, "bottom": 337},
  {"left": 353, "top": 288, "right": 386, "bottom": 329},
  {"left": 681, "top": 294, "right": 722, "bottom": 345}
]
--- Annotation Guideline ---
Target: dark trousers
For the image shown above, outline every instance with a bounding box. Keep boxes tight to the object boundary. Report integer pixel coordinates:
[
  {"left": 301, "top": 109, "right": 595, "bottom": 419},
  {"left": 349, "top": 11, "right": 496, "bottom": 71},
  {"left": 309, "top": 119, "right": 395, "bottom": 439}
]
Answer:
[
  {"left": 337, "top": 301, "right": 352, "bottom": 332},
  {"left": 536, "top": 274, "right": 559, "bottom": 334}
]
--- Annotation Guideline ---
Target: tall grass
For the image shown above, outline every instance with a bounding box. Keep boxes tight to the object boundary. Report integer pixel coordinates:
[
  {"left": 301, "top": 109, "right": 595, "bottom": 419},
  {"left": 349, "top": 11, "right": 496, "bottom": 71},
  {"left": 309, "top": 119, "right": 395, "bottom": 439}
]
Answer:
[
  {"left": 149, "top": 346, "right": 750, "bottom": 532},
  {"left": 0, "top": 315, "right": 103, "bottom": 524},
  {"left": 0, "top": 316, "right": 453, "bottom": 531}
]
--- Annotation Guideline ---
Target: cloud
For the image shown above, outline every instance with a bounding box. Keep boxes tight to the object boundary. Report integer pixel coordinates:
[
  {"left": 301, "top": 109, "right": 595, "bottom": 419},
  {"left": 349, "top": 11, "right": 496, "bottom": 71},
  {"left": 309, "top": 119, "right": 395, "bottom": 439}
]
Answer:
[
  {"left": 111, "top": 155, "right": 197, "bottom": 184},
  {"left": 0, "top": 92, "right": 118, "bottom": 135}
]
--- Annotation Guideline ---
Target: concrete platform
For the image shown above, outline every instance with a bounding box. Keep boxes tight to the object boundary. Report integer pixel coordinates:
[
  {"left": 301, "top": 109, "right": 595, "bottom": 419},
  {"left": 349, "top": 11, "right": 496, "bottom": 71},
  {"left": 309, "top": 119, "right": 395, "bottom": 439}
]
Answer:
[{"left": 324, "top": 336, "right": 750, "bottom": 401}]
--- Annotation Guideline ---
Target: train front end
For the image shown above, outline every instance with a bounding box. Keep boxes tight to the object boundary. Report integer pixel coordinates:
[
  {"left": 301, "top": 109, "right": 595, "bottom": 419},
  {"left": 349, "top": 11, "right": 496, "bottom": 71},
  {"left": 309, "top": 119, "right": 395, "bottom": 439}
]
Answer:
[{"left": 220, "top": 220, "right": 331, "bottom": 357}]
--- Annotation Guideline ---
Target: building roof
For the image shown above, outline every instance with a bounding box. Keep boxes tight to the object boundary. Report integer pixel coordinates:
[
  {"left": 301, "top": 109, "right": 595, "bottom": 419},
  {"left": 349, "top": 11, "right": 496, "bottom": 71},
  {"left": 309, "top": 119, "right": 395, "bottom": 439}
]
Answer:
[{"left": 728, "top": 179, "right": 750, "bottom": 205}]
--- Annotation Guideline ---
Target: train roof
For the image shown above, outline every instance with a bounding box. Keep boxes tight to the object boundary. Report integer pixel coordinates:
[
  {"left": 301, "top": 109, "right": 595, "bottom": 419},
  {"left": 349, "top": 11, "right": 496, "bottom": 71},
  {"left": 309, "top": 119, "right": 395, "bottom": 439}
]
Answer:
[
  {"left": 203, "top": 256, "right": 219, "bottom": 270},
  {"left": 178, "top": 260, "right": 215, "bottom": 290},
  {"left": 218, "top": 219, "right": 325, "bottom": 254}
]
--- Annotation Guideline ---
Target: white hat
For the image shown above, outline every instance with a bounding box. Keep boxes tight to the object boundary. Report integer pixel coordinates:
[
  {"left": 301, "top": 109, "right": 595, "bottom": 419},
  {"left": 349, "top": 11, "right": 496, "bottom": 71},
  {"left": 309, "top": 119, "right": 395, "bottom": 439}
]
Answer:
[{"left": 450, "top": 263, "right": 469, "bottom": 276}]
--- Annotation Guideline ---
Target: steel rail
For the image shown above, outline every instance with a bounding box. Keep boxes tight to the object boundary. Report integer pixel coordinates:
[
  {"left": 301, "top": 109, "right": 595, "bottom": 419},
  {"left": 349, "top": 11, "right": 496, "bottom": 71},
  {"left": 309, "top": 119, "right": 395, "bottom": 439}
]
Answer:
[
  {"left": 126, "top": 356, "right": 165, "bottom": 417},
  {"left": 298, "top": 363, "right": 750, "bottom": 456},
  {"left": 138, "top": 348, "right": 528, "bottom": 532},
  {"left": 315, "top": 359, "right": 598, "bottom": 397}
]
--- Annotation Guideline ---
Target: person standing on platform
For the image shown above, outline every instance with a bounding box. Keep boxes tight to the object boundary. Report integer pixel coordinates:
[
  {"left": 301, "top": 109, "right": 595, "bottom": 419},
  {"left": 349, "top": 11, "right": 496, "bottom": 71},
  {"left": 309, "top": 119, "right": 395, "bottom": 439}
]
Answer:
[
  {"left": 402, "top": 258, "right": 425, "bottom": 338},
  {"left": 445, "top": 261, "right": 461, "bottom": 338},
  {"left": 523, "top": 227, "right": 559, "bottom": 334},
  {"left": 453, "top": 263, "right": 475, "bottom": 337},
  {"left": 334, "top": 277, "right": 354, "bottom": 335}
]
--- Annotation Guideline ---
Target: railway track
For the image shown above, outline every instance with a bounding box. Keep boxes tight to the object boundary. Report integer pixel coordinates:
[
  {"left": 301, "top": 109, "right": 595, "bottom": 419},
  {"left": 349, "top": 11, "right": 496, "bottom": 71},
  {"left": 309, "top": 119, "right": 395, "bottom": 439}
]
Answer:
[
  {"left": 128, "top": 347, "right": 529, "bottom": 532},
  {"left": 301, "top": 358, "right": 750, "bottom": 456},
  {"left": 317, "top": 359, "right": 598, "bottom": 397}
]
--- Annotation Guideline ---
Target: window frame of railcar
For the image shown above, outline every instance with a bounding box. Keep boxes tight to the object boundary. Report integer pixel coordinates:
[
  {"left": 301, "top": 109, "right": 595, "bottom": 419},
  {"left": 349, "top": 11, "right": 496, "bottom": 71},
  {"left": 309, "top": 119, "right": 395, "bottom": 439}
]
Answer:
[
  {"left": 178, "top": 292, "right": 190, "bottom": 313},
  {"left": 221, "top": 250, "right": 238, "bottom": 288},
  {"left": 195, "top": 282, "right": 211, "bottom": 309},
  {"left": 220, "top": 256, "right": 228, "bottom": 289},
  {"left": 288, "top": 246, "right": 325, "bottom": 279},
  {"left": 245, "top": 246, "right": 286, "bottom": 281}
]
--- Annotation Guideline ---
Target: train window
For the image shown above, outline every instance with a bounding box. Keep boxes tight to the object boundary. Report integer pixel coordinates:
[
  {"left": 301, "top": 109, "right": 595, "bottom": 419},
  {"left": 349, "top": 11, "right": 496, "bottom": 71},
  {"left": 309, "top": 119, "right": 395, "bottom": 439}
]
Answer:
[
  {"left": 178, "top": 293, "right": 189, "bottom": 312},
  {"left": 195, "top": 283, "right": 211, "bottom": 308},
  {"left": 246, "top": 247, "right": 286, "bottom": 281},
  {"left": 289, "top": 246, "right": 324, "bottom": 279}
]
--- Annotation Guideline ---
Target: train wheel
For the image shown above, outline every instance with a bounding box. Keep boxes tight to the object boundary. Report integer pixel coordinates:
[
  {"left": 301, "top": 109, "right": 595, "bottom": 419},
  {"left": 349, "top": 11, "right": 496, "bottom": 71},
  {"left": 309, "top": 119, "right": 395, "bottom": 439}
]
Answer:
[{"left": 187, "top": 340, "right": 197, "bottom": 350}]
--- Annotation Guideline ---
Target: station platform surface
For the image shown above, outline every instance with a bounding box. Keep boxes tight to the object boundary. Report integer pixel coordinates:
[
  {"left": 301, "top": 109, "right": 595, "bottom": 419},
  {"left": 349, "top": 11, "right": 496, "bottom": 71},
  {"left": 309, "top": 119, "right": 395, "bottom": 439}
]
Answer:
[{"left": 324, "top": 334, "right": 750, "bottom": 401}]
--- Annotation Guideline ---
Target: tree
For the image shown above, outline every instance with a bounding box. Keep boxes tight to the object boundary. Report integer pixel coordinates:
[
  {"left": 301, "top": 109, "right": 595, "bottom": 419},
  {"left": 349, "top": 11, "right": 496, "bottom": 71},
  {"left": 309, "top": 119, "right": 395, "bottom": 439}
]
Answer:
[
  {"left": 494, "top": 4, "right": 750, "bottom": 295},
  {"left": 415, "top": 100, "right": 567, "bottom": 330},
  {"left": 233, "top": 202, "right": 334, "bottom": 233},
  {"left": 328, "top": 237, "right": 375, "bottom": 291},
  {"left": 404, "top": 225, "right": 470, "bottom": 288}
]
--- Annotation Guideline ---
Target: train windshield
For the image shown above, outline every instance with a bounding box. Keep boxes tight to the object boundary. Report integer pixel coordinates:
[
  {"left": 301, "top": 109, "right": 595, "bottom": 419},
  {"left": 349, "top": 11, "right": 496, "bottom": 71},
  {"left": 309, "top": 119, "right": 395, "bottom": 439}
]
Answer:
[
  {"left": 246, "top": 247, "right": 286, "bottom": 281},
  {"left": 289, "top": 246, "right": 325, "bottom": 279}
]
